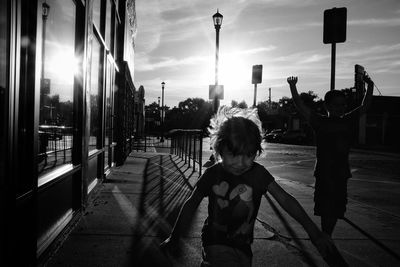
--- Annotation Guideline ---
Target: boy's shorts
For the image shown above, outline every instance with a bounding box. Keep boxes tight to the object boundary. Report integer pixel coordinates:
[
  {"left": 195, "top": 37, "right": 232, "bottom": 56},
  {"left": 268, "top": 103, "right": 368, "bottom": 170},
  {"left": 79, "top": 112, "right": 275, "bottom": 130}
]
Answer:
[
  {"left": 313, "top": 175, "right": 349, "bottom": 218},
  {"left": 201, "top": 245, "right": 252, "bottom": 267}
]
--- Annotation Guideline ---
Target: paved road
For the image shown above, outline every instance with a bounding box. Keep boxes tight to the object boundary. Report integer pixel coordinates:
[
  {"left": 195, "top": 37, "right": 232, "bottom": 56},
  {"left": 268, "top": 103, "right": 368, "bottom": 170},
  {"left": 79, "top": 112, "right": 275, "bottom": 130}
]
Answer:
[
  {"left": 202, "top": 139, "right": 400, "bottom": 265},
  {"left": 257, "top": 142, "right": 400, "bottom": 218}
]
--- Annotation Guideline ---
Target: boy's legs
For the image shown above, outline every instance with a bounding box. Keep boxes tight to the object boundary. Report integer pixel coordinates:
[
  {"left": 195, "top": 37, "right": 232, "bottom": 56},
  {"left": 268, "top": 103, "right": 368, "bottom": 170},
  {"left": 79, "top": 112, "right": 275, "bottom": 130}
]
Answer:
[
  {"left": 321, "top": 216, "right": 338, "bottom": 236},
  {"left": 314, "top": 175, "right": 348, "bottom": 236},
  {"left": 201, "top": 245, "right": 252, "bottom": 267}
]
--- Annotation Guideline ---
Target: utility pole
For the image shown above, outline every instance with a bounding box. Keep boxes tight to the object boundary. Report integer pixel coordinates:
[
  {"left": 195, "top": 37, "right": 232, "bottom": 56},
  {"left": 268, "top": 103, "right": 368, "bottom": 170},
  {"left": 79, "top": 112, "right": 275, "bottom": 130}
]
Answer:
[{"left": 268, "top": 87, "right": 271, "bottom": 108}]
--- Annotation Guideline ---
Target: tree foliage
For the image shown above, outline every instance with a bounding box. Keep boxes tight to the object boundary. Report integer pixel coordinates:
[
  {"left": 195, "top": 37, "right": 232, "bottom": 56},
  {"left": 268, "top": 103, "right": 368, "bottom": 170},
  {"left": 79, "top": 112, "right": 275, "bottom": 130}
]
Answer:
[
  {"left": 145, "top": 91, "right": 322, "bottom": 134},
  {"left": 164, "top": 98, "right": 213, "bottom": 131}
]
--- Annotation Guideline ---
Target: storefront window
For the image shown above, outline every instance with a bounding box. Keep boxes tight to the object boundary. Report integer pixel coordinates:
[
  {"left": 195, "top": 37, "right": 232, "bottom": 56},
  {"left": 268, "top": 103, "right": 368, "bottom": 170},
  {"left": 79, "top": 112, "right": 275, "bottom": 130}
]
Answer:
[
  {"left": 89, "top": 37, "right": 102, "bottom": 152},
  {"left": 105, "top": 0, "right": 112, "bottom": 51},
  {"left": 38, "top": 0, "right": 76, "bottom": 175},
  {"left": 93, "top": 0, "right": 101, "bottom": 31},
  {"left": 104, "top": 62, "right": 113, "bottom": 167},
  {"left": 0, "top": 0, "right": 8, "bottom": 180}
]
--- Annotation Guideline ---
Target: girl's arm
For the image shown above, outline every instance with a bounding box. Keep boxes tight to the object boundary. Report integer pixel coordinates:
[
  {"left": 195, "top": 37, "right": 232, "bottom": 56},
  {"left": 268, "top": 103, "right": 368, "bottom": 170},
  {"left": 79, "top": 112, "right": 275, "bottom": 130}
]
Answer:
[
  {"left": 266, "top": 181, "right": 335, "bottom": 258},
  {"left": 160, "top": 186, "right": 205, "bottom": 253}
]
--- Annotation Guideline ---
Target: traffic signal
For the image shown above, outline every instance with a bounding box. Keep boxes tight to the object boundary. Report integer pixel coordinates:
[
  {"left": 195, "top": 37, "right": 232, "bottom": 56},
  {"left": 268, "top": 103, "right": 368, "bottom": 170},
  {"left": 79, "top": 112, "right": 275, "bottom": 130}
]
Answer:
[{"left": 323, "top": 7, "right": 347, "bottom": 44}]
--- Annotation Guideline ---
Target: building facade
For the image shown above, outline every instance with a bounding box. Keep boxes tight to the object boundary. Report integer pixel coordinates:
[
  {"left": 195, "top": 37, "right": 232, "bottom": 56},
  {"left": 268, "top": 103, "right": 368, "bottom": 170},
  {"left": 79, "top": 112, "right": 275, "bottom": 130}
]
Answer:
[{"left": 0, "top": 0, "right": 143, "bottom": 265}]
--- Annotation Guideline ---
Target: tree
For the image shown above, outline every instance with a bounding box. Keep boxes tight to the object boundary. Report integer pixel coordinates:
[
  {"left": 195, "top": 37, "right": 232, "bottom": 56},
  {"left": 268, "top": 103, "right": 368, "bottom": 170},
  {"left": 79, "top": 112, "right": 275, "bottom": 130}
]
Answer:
[
  {"left": 231, "top": 100, "right": 248, "bottom": 108},
  {"left": 164, "top": 98, "right": 213, "bottom": 131}
]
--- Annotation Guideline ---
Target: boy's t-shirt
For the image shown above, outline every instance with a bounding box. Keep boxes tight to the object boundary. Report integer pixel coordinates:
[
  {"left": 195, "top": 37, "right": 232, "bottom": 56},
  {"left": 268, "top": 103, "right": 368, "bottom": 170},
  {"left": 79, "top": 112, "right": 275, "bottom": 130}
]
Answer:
[
  {"left": 196, "top": 162, "right": 274, "bottom": 256},
  {"left": 309, "top": 110, "right": 359, "bottom": 179}
]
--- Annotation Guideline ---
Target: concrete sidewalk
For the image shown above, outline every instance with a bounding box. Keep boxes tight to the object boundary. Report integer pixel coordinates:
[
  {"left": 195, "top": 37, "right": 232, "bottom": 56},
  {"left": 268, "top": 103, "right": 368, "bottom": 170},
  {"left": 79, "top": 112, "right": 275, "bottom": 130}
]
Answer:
[{"left": 43, "top": 150, "right": 400, "bottom": 266}]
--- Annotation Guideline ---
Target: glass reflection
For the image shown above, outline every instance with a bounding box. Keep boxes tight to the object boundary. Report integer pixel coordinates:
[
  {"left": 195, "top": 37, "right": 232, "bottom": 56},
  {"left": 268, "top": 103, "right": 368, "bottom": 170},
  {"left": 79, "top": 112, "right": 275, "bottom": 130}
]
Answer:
[
  {"left": 38, "top": 0, "right": 76, "bottom": 175},
  {"left": 105, "top": 0, "right": 112, "bottom": 51},
  {"left": 89, "top": 37, "right": 102, "bottom": 151},
  {"left": 0, "top": 0, "right": 8, "bottom": 179},
  {"left": 93, "top": 0, "right": 101, "bottom": 30},
  {"left": 104, "top": 63, "right": 113, "bottom": 167}
]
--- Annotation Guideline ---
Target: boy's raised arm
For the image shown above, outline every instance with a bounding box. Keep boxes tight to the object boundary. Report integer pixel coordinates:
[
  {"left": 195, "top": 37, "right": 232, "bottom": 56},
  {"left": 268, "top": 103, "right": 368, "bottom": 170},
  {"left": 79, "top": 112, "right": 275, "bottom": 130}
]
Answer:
[
  {"left": 287, "top": 76, "right": 312, "bottom": 121},
  {"left": 359, "top": 73, "right": 374, "bottom": 114}
]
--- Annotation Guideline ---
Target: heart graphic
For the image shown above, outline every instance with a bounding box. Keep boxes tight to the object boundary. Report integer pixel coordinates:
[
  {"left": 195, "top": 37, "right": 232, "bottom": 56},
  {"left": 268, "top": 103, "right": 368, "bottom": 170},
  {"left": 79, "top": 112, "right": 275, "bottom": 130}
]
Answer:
[
  {"left": 217, "top": 198, "right": 229, "bottom": 209},
  {"left": 229, "top": 184, "right": 252, "bottom": 201},
  {"left": 212, "top": 181, "right": 229, "bottom": 197}
]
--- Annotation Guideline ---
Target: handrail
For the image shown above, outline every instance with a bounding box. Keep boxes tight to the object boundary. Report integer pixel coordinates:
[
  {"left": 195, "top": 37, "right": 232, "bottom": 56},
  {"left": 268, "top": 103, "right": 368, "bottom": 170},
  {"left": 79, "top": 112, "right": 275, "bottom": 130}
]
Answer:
[
  {"left": 169, "top": 129, "right": 203, "bottom": 176},
  {"left": 132, "top": 129, "right": 203, "bottom": 175}
]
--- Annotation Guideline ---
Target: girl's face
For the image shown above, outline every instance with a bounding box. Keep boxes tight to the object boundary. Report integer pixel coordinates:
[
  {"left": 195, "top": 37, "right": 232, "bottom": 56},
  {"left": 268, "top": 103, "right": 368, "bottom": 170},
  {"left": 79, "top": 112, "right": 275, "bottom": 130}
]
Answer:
[{"left": 220, "top": 147, "right": 256, "bottom": 176}]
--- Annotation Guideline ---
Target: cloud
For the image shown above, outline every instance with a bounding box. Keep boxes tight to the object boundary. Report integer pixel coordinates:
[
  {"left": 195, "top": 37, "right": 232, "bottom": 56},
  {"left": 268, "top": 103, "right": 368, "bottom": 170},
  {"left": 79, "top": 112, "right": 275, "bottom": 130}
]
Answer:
[
  {"left": 349, "top": 18, "right": 400, "bottom": 27},
  {"left": 343, "top": 43, "right": 400, "bottom": 58},
  {"left": 136, "top": 45, "right": 276, "bottom": 72},
  {"left": 136, "top": 53, "right": 209, "bottom": 72}
]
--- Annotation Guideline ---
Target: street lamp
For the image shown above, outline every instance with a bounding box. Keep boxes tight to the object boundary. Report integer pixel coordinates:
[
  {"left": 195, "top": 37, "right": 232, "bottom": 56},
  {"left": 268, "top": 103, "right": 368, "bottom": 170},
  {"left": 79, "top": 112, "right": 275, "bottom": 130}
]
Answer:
[
  {"left": 41, "top": 2, "right": 50, "bottom": 86},
  {"left": 212, "top": 9, "right": 223, "bottom": 113},
  {"left": 160, "top": 82, "right": 165, "bottom": 142}
]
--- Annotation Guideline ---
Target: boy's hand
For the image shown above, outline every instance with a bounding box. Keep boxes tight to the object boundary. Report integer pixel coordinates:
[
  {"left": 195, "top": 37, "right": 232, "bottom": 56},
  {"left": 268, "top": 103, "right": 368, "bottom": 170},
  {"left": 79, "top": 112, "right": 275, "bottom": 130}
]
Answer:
[
  {"left": 287, "top": 76, "right": 298, "bottom": 86},
  {"left": 160, "top": 236, "right": 181, "bottom": 257},
  {"left": 363, "top": 73, "right": 374, "bottom": 86}
]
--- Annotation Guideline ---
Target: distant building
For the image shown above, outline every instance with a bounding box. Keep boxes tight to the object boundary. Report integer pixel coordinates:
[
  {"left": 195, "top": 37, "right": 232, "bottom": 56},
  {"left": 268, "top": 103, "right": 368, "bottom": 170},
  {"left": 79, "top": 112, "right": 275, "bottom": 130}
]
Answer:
[{"left": 359, "top": 96, "right": 400, "bottom": 151}]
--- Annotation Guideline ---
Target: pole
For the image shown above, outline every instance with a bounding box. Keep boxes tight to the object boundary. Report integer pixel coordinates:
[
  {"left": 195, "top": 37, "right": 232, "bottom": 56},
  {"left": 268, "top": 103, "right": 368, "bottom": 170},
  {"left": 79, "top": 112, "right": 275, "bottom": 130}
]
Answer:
[
  {"left": 41, "top": 14, "right": 47, "bottom": 80},
  {"left": 160, "top": 83, "right": 165, "bottom": 142},
  {"left": 268, "top": 87, "right": 271, "bottom": 108},
  {"left": 253, "top": 83, "right": 257, "bottom": 107},
  {"left": 330, "top": 42, "right": 336, "bottom": 91},
  {"left": 214, "top": 27, "right": 220, "bottom": 113}
]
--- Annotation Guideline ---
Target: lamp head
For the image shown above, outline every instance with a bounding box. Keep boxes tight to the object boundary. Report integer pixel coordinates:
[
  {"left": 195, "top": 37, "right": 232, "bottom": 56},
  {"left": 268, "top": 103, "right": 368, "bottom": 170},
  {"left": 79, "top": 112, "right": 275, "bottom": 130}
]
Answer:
[
  {"left": 212, "top": 9, "right": 223, "bottom": 29},
  {"left": 42, "top": 2, "right": 50, "bottom": 18}
]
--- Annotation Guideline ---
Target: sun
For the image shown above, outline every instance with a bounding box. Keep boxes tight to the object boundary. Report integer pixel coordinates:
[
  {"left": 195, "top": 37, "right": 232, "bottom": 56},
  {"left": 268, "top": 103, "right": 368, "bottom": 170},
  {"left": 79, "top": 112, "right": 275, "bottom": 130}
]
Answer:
[
  {"left": 219, "top": 52, "right": 251, "bottom": 102},
  {"left": 46, "top": 51, "right": 80, "bottom": 85}
]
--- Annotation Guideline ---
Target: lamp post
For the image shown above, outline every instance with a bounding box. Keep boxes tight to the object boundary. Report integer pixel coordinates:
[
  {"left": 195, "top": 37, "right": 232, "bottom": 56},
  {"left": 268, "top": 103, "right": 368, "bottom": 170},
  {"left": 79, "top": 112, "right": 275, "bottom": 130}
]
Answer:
[
  {"left": 212, "top": 9, "right": 223, "bottom": 113},
  {"left": 157, "top": 96, "right": 161, "bottom": 138},
  {"left": 41, "top": 2, "right": 50, "bottom": 82},
  {"left": 160, "top": 82, "right": 165, "bottom": 142}
]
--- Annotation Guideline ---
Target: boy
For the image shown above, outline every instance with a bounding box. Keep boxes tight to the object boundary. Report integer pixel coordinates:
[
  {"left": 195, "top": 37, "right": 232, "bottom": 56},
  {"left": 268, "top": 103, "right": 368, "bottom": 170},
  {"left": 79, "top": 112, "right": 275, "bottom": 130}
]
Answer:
[
  {"left": 161, "top": 107, "right": 338, "bottom": 266},
  {"left": 287, "top": 75, "right": 374, "bottom": 236}
]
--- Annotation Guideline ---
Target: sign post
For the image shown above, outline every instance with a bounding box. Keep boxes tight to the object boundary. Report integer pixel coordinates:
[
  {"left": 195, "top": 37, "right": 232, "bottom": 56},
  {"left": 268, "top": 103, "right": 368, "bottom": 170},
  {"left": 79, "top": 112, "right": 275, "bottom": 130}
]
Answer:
[
  {"left": 323, "top": 7, "right": 347, "bottom": 90},
  {"left": 209, "top": 84, "right": 224, "bottom": 112},
  {"left": 252, "top": 65, "right": 263, "bottom": 107}
]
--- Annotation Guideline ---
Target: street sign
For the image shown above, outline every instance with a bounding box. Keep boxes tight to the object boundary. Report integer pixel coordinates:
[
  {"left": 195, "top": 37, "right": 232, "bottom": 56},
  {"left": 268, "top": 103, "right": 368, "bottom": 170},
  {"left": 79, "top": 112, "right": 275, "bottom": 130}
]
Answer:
[
  {"left": 209, "top": 84, "right": 224, "bottom": 100},
  {"left": 323, "top": 7, "right": 347, "bottom": 44},
  {"left": 252, "top": 65, "right": 263, "bottom": 84}
]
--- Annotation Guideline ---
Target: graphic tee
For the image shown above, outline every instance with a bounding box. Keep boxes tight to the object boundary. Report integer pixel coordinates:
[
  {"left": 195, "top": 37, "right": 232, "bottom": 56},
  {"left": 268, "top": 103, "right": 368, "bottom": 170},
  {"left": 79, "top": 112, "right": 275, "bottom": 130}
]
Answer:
[{"left": 196, "top": 162, "right": 274, "bottom": 256}]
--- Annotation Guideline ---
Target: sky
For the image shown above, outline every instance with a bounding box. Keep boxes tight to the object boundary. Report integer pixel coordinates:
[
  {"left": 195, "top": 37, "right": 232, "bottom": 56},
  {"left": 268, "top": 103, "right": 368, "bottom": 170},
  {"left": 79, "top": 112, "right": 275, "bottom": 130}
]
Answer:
[{"left": 134, "top": 0, "right": 400, "bottom": 108}]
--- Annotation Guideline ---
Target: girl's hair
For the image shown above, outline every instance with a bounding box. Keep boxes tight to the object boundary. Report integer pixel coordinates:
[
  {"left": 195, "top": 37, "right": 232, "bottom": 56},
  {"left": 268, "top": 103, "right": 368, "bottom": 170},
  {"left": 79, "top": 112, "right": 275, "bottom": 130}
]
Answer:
[{"left": 208, "top": 106, "right": 263, "bottom": 158}]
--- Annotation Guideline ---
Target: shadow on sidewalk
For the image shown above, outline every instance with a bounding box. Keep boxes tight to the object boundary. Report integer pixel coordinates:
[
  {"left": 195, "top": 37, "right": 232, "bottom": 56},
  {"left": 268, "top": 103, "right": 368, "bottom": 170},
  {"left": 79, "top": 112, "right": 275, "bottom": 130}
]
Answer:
[{"left": 125, "top": 154, "right": 195, "bottom": 267}]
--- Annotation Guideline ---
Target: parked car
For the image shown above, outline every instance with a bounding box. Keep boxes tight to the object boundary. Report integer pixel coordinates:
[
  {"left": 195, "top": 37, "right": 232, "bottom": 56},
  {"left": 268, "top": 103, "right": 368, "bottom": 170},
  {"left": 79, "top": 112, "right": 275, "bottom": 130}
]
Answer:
[
  {"left": 264, "top": 129, "right": 284, "bottom": 142},
  {"left": 280, "top": 130, "right": 307, "bottom": 144}
]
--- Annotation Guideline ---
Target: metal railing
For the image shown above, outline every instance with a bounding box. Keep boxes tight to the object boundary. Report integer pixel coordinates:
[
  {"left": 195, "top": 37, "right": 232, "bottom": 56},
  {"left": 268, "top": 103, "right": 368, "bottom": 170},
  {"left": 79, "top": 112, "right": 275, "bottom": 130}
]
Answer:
[
  {"left": 133, "top": 129, "right": 203, "bottom": 175},
  {"left": 169, "top": 129, "right": 203, "bottom": 176},
  {"left": 38, "top": 125, "right": 73, "bottom": 174}
]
